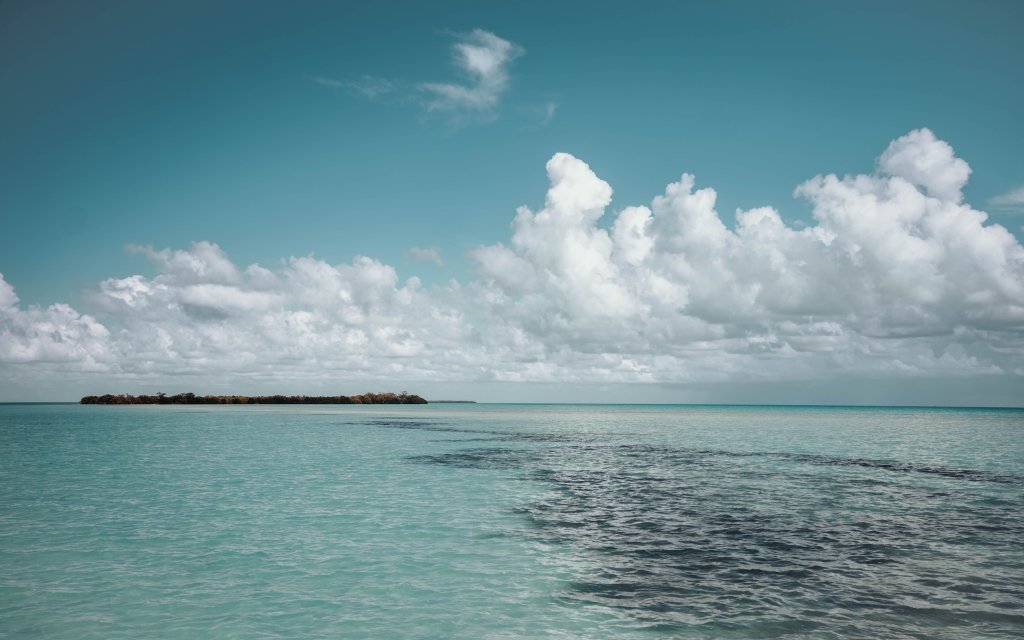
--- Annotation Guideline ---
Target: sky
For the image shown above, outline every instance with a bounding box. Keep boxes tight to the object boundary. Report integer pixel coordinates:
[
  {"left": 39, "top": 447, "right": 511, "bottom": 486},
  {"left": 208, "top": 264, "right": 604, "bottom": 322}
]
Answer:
[{"left": 1, "top": 0, "right": 1023, "bottom": 404}]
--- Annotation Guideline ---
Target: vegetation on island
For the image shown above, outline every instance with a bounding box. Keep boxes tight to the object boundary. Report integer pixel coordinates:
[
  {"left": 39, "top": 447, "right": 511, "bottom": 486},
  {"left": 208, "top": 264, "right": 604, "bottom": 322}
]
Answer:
[{"left": 80, "top": 392, "right": 427, "bottom": 405}]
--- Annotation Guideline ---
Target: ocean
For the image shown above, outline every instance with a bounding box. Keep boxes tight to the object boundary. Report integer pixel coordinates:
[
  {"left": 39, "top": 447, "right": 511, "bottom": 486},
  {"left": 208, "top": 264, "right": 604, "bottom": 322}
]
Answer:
[{"left": 1, "top": 403, "right": 1021, "bottom": 638}]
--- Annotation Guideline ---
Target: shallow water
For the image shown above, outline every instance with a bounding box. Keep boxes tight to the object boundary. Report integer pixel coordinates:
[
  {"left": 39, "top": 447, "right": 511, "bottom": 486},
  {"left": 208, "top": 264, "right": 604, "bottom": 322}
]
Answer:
[{"left": 1, "top": 404, "right": 1022, "bottom": 638}]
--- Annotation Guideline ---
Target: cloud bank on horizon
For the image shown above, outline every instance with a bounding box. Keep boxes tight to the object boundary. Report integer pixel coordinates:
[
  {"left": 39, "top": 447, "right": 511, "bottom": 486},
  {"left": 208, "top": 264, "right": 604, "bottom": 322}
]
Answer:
[{"left": 2, "top": 129, "right": 1022, "bottom": 395}]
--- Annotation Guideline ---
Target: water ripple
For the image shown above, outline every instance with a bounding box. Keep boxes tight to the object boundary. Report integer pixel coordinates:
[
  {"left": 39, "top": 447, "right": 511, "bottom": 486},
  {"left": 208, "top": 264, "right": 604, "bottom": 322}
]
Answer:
[{"left": 412, "top": 440, "right": 1024, "bottom": 638}]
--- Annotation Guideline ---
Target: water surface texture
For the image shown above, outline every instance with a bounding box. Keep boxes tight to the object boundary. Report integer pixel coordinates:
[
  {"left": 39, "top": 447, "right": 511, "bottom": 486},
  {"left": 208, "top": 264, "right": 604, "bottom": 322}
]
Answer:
[{"left": 1, "top": 404, "right": 1022, "bottom": 638}]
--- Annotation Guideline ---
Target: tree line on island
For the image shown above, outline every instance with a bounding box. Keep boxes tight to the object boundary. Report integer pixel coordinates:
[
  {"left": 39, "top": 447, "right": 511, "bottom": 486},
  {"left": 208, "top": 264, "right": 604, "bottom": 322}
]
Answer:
[{"left": 80, "top": 392, "right": 428, "bottom": 405}]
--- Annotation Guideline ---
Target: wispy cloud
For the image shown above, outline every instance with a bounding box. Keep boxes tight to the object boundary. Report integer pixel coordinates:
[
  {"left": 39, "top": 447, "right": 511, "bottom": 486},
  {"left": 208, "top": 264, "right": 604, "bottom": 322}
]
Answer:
[
  {"left": 346, "top": 75, "right": 394, "bottom": 99},
  {"left": 517, "top": 101, "right": 559, "bottom": 130},
  {"left": 308, "top": 76, "right": 345, "bottom": 89},
  {"left": 407, "top": 246, "right": 444, "bottom": 267},
  {"left": 312, "top": 29, "right": 524, "bottom": 125},
  {"left": 539, "top": 101, "right": 557, "bottom": 126},
  {"left": 989, "top": 185, "right": 1024, "bottom": 213},
  {"left": 419, "top": 29, "right": 523, "bottom": 117},
  {"left": 308, "top": 74, "right": 394, "bottom": 99}
]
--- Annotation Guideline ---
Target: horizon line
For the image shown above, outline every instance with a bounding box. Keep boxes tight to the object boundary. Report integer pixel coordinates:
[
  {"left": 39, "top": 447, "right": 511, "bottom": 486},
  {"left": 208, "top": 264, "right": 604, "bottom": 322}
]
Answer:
[{"left": 2, "top": 401, "right": 1022, "bottom": 410}]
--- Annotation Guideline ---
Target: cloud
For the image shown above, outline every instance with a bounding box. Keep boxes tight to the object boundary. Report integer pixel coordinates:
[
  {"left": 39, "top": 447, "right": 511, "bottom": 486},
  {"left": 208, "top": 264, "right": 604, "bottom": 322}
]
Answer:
[
  {"left": 877, "top": 128, "right": 971, "bottom": 202},
  {"left": 127, "top": 242, "right": 240, "bottom": 283},
  {"left": 2, "top": 129, "right": 1023, "bottom": 396},
  {"left": 308, "top": 76, "right": 345, "bottom": 89},
  {"left": 989, "top": 185, "right": 1024, "bottom": 213},
  {"left": 467, "top": 128, "right": 1023, "bottom": 384},
  {"left": 0, "top": 273, "right": 111, "bottom": 368},
  {"left": 308, "top": 75, "right": 394, "bottom": 98},
  {"left": 542, "top": 101, "right": 557, "bottom": 124},
  {"left": 75, "top": 246, "right": 478, "bottom": 383},
  {"left": 317, "top": 29, "right": 524, "bottom": 125},
  {"left": 419, "top": 29, "right": 523, "bottom": 116},
  {"left": 407, "top": 247, "right": 444, "bottom": 267},
  {"left": 533, "top": 101, "right": 558, "bottom": 127}
]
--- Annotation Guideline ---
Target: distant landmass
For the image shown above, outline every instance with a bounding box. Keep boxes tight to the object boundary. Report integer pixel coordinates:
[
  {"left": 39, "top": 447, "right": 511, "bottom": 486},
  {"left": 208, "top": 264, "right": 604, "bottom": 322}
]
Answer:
[
  {"left": 432, "top": 400, "right": 477, "bottom": 403},
  {"left": 80, "top": 392, "right": 427, "bottom": 405}
]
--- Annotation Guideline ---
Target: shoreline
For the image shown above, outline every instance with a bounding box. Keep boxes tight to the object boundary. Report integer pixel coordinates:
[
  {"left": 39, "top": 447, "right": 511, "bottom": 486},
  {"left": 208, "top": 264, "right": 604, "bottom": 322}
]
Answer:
[{"left": 79, "top": 392, "right": 427, "bottom": 405}]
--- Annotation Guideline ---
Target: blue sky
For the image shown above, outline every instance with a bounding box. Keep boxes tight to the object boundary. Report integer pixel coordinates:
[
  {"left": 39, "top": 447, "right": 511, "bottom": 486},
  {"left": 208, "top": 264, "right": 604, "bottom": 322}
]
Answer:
[{"left": 1, "top": 1, "right": 1023, "bottom": 403}]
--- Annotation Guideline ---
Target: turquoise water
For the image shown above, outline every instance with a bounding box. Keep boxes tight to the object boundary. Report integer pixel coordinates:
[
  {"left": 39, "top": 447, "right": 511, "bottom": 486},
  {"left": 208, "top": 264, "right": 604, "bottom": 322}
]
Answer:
[{"left": 1, "top": 404, "right": 1022, "bottom": 638}]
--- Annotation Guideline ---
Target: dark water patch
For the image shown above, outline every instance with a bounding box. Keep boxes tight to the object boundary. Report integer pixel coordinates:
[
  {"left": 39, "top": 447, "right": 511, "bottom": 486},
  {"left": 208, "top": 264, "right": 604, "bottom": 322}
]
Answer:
[
  {"left": 370, "top": 419, "right": 614, "bottom": 443},
  {"left": 609, "top": 443, "right": 1024, "bottom": 486},
  {"left": 494, "top": 432, "right": 595, "bottom": 442},
  {"left": 409, "top": 440, "right": 1024, "bottom": 487},
  {"left": 532, "top": 463, "right": 1024, "bottom": 635},
  {"left": 425, "top": 436, "right": 592, "bottom": 445},
  {"left": 362, "top": 420, "right": 485, "bottom": 435},
  {"left": 410, "top": 440, "right": 1024, "bottom": 637},
  {"left": 784, "top": 452, "right": 1024, "bottom": 486},
  {"left": 429, "top": 437, "right": 507, "bottom": 443},
  {"left": 405, "top": 448, "right": 538, "bottom": 470}
]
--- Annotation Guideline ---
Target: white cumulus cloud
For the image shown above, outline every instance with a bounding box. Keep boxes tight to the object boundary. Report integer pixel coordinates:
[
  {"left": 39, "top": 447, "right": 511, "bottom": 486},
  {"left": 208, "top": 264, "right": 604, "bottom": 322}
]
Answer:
[
  {"left": 877, "top": 128, "right": 971, "bottom": 202},
  {"left": 0, "top": 273, "right": 112, "bottom": 368},
  {"left": 469, "top": 128, "right": 1024, "bottom": 381},
  {"left": 1, "top": 129, "right": 1022, "bottom": 397}
]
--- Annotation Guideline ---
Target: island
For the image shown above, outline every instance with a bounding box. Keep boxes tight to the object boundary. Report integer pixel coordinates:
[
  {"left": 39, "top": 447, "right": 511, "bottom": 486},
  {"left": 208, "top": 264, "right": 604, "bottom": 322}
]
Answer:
[{"left": 80, "top": 392, "right": 427, "bottom": 405}]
